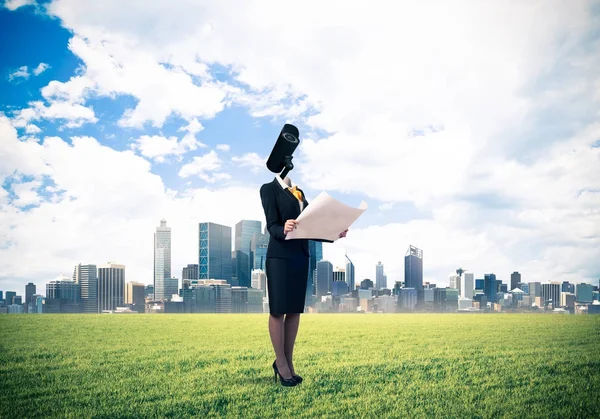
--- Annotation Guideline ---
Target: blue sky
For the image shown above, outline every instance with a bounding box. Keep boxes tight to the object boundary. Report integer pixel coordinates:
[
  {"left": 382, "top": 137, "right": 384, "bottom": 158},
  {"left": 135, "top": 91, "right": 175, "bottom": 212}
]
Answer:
[{"left": 0, "top": 0, "right": 599, "bottom": 296}]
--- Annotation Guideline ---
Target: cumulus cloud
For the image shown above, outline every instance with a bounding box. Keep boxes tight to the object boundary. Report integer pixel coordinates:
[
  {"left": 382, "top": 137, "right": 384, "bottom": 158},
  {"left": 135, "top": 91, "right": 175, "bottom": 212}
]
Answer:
[
  {"left": 32, "top": 62, "right": 50, "bottom": 76},
  {"left": 216, "top": 144, "right": 230, "bottom": 152},
  {"left": 231, "top": 152, "right": 264, "bottom": 174},
  {"left": 178, "top": 150, "right": 231, "bottom": 183},
  {"left": 3, "top": 0, "right": 35, "bottom": 11},
  {"left": 131, "top": 123, "right": 206, "bottom": 163},
  {"left": 7, "top": 65, "right": 29, "bottom": 81}
]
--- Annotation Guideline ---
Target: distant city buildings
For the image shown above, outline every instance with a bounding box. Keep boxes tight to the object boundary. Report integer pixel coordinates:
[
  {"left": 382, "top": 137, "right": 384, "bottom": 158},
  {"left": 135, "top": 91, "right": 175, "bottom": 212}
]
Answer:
[
  {"left": 3, "top": 215, "right": 600, "bottom": 316},
  {"left": 154, "top": 219, "right": 171, "bottom": 301},
  {"left": 405, "top": 245, "right": 423, "bottom": 297},
  {"left": 98, "top": 262, "right": 125, "bottom": 312},
  {"left": 199, "top": 222, "right": 232, "bottom": 282}
]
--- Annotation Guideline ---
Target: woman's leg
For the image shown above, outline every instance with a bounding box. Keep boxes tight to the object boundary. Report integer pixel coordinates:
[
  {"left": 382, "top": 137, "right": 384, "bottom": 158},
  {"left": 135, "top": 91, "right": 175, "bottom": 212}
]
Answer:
[
  {"left": 269, "top": 313, "right": 293, "bottom": 378},
  {"left": 283, "top": 313, "right": 301, "bottom": 375}
]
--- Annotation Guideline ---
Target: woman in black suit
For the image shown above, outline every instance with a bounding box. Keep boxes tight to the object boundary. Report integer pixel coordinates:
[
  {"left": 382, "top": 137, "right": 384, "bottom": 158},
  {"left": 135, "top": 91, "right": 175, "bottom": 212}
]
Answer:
[{"left": 260, "top": 174, "right": 347, "bottom": 386}]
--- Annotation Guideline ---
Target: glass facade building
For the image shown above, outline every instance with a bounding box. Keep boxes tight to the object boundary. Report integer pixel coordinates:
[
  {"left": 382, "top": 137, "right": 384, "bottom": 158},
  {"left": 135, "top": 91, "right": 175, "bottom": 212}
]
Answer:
[
  {"left": 235, "top": 220, "right": 262, "bottom": 288},
  {"left": 98, "top": 263, "right": 125, "bottom": 311},
  {"left": 154, "top": 219, "right": 171, "bottom": 301},
  {"left": 404, "top": 245, "right": 423, "bottom": 297},
  {"left": 199, "top": 222, "right": 232, "bottom": 282},
  {"left": 73, "top": 263, "right": 98, "bottom": 313}
]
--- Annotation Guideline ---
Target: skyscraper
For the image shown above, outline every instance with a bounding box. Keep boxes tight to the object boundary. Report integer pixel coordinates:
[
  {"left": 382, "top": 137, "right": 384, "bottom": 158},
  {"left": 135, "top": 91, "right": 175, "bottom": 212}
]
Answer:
[
  {"left": 25, "top": 282, "right": 36, "bottom": 307},
  {"left": 575, "top": 283, "right": 593, "bottom": 303},
  {"left": 405, "top": 245, "right": 423, "bottom": 296},
  {"left": 199, "top": 222, "right": 232, "bottom": 282},
  {"left": 235, "top": 220, "right": 262, "bottom": 288},
  {"left": 511, "top": 272, "right": 521, "bottom": 291},
  {"left": 345, "top": 253, "right": 355, "bottom": 292},
  {"left": 154, "top": 219, "right": 171, "bottom": 301},
  {"left": 73, "top": 264, "right": 98, "bottom": 313},
  {"left": 98, "top": 262, "right": 125, "bottom": 312},
  {"left": 307, "top": 240, "right": 323, "bottom": 302},
  {"left": 250, "top": 231, "right": 269, "bottom": 271},
  {"left": 182, "top": 264, "right": 199, "bottom": 282},
  {"left": 316, "top": 260, "right": 333, "bottom": 298},
  {"left": 541, "top": 282, "right": 561, "bottom": 308},
  {"left": 376, "top": 261, "right": 385, "bottom": 290},
  {"left": 461, "top": 272, "right": 474, "bottom": 299},
  {"left": 333, "top": 267, "right": 346, "bottom": 283},
  {"left": 125, "top": 281, "right": 146, "bottom": 310},
  {"left": 449, "top": 274, "right": 461, "bottom": 293},
  {"left": 484, "top": 273, "right": 497, "bottom": 304}
]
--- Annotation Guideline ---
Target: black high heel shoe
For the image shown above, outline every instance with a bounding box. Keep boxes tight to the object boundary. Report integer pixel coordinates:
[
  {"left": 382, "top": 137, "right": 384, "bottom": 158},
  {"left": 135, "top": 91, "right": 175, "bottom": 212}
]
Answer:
[
  {"left": 272, "top": 360, "right": 297, "bottom": 387},
  {"left": 291, "top": 373, "right": 303, "bottom": 383}
]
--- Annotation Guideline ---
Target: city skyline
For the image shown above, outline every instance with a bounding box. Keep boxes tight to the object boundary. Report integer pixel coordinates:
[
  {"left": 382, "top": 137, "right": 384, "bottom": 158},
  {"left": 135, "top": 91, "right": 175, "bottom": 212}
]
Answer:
[{"left": 1, "top": 3, "right": 599, "bottom": 297}]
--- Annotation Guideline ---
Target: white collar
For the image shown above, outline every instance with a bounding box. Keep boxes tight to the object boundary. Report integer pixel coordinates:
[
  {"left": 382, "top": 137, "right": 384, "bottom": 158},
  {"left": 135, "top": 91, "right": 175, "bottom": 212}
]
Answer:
[{"left": 275, "top": 174, "right": 295, "bottom": 189}]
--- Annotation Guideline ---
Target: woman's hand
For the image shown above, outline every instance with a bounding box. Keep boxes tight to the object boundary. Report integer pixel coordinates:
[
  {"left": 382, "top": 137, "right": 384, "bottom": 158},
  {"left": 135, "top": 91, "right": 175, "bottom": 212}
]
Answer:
[
  {"left": 339, "top": 228, "right": 349, "bottom": 238},
  {"left": 284, "top": 219, "right": 298, "bottom": 235}
]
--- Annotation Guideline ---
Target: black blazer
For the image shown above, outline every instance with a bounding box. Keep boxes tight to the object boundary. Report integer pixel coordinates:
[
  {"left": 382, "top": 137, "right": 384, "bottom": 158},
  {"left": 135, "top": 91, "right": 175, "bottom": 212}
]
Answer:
[{"left": 260, "top": 179, "right": 333, "bottom": 258}]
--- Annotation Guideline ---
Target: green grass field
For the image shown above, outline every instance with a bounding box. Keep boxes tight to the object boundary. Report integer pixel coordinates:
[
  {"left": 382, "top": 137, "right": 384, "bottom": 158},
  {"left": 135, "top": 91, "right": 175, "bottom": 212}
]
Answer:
[{"left": 1, "top": 313, "right": 599, "bottom": 418}]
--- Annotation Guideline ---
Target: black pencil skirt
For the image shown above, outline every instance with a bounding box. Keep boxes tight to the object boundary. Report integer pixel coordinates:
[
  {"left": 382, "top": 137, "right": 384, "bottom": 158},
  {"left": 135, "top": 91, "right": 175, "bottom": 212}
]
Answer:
[{"left": 266, "top": 254, "right": 310, "bottom": 315}]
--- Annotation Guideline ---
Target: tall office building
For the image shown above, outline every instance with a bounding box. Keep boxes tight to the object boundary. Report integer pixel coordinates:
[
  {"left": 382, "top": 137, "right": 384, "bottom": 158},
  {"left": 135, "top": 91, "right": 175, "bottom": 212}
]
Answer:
[
  {"left": 575, "top": 283, "right": 593, "bottom": 303},
  {"left": 376, "top": 261, "right": 385, "bottom": 290},
  {"left": 461, "top": 272, "right": 474, "bottom": 299},
  {"left": 250, "top": 231, "right": 269, "bottom": 271},
  {"left": 46, "top": 280, "right": 79, "bottom": 301},
  {"left": 98, "top": 263, "right": 125, "bottom": 312},
  {"left": 307, "top": 240, "right": 324, "bottom": 302},
  {"left": 333, "top": 267, "right": 346, "bottom": 283},
  {"left": 541, "top": 282, "right": 561, "bottom": 308},
  {"left": 25, "top": 282, "right": 36, "bottom": 307},
  {"left": 511, "top": 272, "right": 521, "bottom": 291},
  {"left": 5, "top": 291, "right": 16, "bottom": 306},
  {"left": 125, "top": 281, "right": 146, "bottom": 308},
  {"left": 528, "top": 282, "right": 542, "bottom": 299},
  {"left": 345, "top": 253, "right": 355, "bottom": 292},
  {"left": 449, "top": 274, "right": 461, "bottom": 294},
  {"left": 561, "top": 281, "right": 574, "bottom": 294},
  {"left": 251, "top": 269, "right": 267, "bottom": 298},
  {"left": 361, "top": 278, "right": 374, "bottom": 289},
  {"left": 164, "top": 277, "right": 179, "bottom": 301},
  {"left": 73, "top": 264, "right": 98, "bottom": 313},
  {"left": 316, "top": 260, "right": 333, "bottom": 298},
  {"left": 199, "top": 222, "right": 232, "bottom": 282},
  {"left": 182, "top": 264, "right": 199, "bottom": 282},
  {"left": 45, "top": 279, "right": 81, "bottom": 313},
  {"left": 405, "top": 246, "right": 424, "bottom": 297},
  {"left": 484, "top": 273, "right": 497, "bottom": 304},
  {"left": 154, "top": 219, "right": 171, "bottom": 301},
  {"left": 234, "top": 220, "right": 262, "bottom": 288}
]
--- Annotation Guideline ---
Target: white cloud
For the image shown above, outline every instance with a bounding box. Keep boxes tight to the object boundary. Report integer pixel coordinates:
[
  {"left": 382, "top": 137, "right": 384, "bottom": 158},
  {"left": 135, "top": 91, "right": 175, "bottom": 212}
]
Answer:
[
  {"left": 7, "top": 65, "right": 29, "bottom": 81},
  {"left": 12, "top": 100, "right": 98, "bottom": 128},
  {"left": 132, "top": 118, "right": 207, "bottom": 162},
  {"left": 25, "top": 124, "right": 41, "bottom": 134},
  {"left": 10, "top": 178, "right": 43, "bottom": 207},
  {"left": 3, "top": 0, "right": 35, "bottom": 11},
  {"left": 41, "top": 76, "right": 93, "bottom": 103},
  {"left": 216, "top": 144, "right": 230, "bottom": 152},
  {"left": 178, "top": 150, "right": 231, "bottom": 183},
  {"left": 231, "top": 152, "right": 264, "bottom": 174},
  {"left": 32, "top": 62, "right": 50, "bottom": 76}
]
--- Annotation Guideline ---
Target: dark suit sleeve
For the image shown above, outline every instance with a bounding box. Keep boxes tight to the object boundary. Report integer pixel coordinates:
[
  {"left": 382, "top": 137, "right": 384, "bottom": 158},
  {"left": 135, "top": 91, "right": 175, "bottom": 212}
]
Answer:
[
  {"left": 260, "top": 184, "right": 286, "bottom": 241},
  {"left": 302, "top": 196, "right": 334, "bottom": 243}
]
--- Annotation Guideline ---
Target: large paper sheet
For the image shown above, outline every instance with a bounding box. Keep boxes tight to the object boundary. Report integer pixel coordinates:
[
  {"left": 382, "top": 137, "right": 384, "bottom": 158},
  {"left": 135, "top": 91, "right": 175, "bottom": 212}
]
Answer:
[{"left": 285, "top": 191, "right": 368, "bottom": 242}]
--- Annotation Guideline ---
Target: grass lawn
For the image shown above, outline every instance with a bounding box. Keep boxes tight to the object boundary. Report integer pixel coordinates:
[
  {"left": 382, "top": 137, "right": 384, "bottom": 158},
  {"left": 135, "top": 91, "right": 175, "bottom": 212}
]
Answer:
[{"left": 1, "top": 313, "right": 599, "bottom": 418}]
